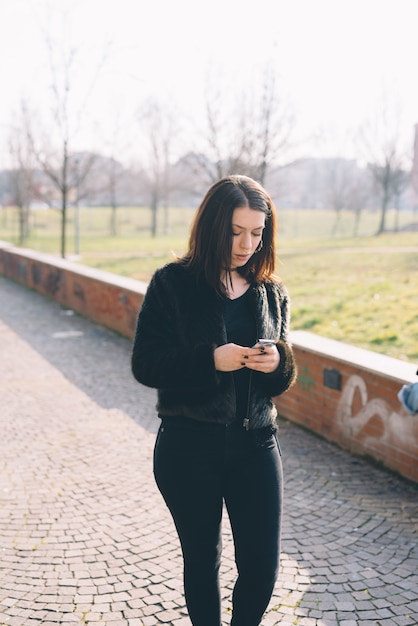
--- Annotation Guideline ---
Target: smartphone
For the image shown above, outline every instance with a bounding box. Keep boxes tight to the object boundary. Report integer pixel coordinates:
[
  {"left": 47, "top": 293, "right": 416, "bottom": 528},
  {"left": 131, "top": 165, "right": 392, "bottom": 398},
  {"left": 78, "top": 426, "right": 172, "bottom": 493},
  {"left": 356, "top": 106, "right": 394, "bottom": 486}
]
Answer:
[{"left": 253, "top": 339, "right": 276, "bottom": 348}]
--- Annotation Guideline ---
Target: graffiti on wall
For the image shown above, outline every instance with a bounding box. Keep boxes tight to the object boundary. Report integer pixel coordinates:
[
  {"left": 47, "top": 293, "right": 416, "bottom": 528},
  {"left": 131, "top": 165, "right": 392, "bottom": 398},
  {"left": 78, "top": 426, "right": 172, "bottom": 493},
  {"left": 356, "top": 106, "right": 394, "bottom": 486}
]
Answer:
[
  {"left": 31, "top": 263, "right": 42, "bottom": 287},
  {"left": 336, "top": 374, "right": 418, "bottom": 454},
  {"left": 297, "top": 366, "right": 315, "bottom": 392},
  {"left": 73, "top": 281, "right": 86, "bottom": 303},
  {"left": 44, "top": 267, "right": 62, "bottom": 296}
]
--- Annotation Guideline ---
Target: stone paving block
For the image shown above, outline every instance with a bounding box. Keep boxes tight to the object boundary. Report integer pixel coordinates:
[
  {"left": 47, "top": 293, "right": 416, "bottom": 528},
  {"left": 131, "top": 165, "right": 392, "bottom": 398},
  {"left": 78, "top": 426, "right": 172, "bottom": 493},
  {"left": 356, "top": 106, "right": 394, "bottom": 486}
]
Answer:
[
  {"left": 398, "top": 616, "right": 418, "bottom": 626},
  {"left": 0, "top": 276, "right": 417, "bottom": 626}
]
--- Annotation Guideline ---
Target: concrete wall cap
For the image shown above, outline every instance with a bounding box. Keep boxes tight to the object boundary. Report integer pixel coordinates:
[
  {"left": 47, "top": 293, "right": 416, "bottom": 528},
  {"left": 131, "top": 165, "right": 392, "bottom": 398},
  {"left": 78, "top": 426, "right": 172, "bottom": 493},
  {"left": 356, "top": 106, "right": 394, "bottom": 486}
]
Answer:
[
  {"left": 0, "top": 242, "right": 148, "bottom": 295},
  {"left": 290, "top": 330, "right": 417, "bottom": 384}
]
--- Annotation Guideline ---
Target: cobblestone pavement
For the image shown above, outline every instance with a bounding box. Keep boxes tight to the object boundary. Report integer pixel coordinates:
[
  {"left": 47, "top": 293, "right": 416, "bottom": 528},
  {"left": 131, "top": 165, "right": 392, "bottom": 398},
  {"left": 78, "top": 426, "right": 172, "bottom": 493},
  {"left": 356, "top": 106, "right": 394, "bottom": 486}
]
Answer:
[{"left": 0, "top": 275, "right": 417, "bottom": 626}]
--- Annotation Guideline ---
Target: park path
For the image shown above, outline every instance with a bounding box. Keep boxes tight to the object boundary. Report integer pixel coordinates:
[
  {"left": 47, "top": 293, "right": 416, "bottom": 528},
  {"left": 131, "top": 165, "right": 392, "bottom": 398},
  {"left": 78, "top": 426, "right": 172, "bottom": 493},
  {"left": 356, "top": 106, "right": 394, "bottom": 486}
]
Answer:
[{"left": 0, "top": 275, "right": 417, "bottom": 626}]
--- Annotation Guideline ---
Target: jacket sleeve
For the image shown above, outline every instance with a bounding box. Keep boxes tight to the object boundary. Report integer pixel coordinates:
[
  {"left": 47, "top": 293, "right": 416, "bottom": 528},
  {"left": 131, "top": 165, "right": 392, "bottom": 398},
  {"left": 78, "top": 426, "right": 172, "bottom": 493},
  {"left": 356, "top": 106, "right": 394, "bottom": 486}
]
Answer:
[
  {"left": 131, "top": 268, "right": 220, "bottom": 390},
  {"left": 254, "top": 287, "right": 297, "bottom": 397}
]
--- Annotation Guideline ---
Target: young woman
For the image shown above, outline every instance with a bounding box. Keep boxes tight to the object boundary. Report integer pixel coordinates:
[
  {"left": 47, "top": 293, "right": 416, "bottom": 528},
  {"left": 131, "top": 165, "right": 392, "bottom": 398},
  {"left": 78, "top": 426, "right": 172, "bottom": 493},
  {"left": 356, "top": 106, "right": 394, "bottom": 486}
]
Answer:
[{"left": 131, "top": 175, "right": 297, "bottom": 625}]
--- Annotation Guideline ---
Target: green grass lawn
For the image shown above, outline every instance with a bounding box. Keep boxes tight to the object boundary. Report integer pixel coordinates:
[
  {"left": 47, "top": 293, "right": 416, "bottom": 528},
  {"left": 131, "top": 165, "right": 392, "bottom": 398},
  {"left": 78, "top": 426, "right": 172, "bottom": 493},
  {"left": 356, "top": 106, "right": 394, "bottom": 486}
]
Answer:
[
  {"left": 279, "top": 242, "right": 417, "bottom": 362},
  {"left": 1, "top": 205, "right": 417, "bottom": 363}
]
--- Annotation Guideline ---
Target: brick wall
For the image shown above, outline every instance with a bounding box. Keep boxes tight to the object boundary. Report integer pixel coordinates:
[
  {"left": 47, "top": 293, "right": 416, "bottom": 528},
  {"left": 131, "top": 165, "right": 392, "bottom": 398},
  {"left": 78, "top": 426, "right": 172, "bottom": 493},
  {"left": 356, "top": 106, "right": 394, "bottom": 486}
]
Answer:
[
  {"left": 275, "top": 332, "right": 417, "bottom": 483},
  {"left": 0, "top": 242, "right": 147, "bottom": 339},
  {"left": 1, "top": 242, "right": 417, "bottom": 483}
]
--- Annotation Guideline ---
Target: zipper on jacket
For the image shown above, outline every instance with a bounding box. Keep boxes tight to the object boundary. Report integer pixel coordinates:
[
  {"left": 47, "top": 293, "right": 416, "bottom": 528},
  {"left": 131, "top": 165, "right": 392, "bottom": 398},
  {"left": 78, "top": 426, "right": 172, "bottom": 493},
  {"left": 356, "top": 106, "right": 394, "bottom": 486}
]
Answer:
[
  {"left": 243, "top": 371, "right": 253, "bottom": 430},
  {"left": 242, "top": 295, "right": 259, "bottom": 431}
]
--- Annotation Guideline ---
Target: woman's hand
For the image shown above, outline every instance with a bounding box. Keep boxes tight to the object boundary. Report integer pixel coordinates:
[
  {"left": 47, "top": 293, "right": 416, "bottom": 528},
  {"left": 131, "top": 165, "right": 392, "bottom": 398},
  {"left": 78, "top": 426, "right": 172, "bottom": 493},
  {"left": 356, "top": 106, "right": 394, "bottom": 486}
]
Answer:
[
  {"left": 245, "top": 344, "right": 280, "bottom": 373},
  {"left": 214, "top": 343, "right": 280, "bottom": 373},
  {"left": 214, "top": 343, "right": 248, "bottom": 372}
]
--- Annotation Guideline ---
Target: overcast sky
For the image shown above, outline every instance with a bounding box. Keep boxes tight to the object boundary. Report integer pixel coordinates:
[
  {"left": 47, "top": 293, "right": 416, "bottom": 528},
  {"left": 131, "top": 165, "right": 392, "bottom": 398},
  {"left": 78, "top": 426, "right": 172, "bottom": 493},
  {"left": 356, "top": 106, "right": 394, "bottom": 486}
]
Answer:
[{"left": 1, "top": 0, "right": 417, "bottom": 164}]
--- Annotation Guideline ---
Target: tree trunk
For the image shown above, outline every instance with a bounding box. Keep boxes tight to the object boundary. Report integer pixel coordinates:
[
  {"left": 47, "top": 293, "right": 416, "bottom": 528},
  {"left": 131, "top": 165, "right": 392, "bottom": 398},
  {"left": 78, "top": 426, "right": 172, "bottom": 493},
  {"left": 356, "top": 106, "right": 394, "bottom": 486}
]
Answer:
[
  {"left": 353, "top": 208, "right": 362, "bottom": 237},
  {"left": 61, "top": 141, "right": 69, "bottom": 257},
  {"left": 110, "top": 205, "right": 117, "bottom": 237},
  {"left": 61, "top": 191, "right": 67, "bottom": 257},
  {"left": 151, "top": 193, "right": 158, "bottom": 238},
  {"left": 376, "top": 190, "right": 389, "bottom": 235}
]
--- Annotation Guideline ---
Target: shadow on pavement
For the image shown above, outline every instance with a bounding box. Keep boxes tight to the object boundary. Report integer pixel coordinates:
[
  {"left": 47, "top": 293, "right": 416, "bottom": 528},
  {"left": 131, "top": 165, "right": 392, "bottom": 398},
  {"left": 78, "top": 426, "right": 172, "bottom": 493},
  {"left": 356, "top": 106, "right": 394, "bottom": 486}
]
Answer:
[{"left": 0, "top": 275, "right": 159, "bottom": 434}]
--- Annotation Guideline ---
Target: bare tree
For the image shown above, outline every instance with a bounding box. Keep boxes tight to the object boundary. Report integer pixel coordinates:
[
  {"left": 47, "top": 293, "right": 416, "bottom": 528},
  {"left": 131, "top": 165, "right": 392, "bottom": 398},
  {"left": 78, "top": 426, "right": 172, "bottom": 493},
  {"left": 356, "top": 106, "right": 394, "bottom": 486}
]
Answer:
[
  {"left": 410, "top": 123, "right": 418, "bottom": 213},
  {"left": 7, "top": 106, "right": 35, "bottom": 243},
  {"left": 239, "top": 64, "right": 294, "bottom": 185},
  {"left": 391, "top": 166, "right": 410, "bottom": 231},
  {"left": 190, "top": 62, "right": 294, "bottom": 186},
  {"left": 321, "top": 159, "right": 352, "bottom": 235},
  {"left": 320, "top": 158, "right": 375, "bottom": 236},
  {"left": 93, "top": 152, "right": 129, "bottom": 237},
  {"left": 345, "top": 167, "right": 374, "bottom": 237},
  {"left": 104, "top": 122, "right": 131, "bottom": 237},
  {"left": 136, "top": 98, "right": 180, "bottom": 237},
  {"left": 24, "top": 2, "right": 108, "bottom": 257},
  {"left": 357, "top": 94, "right": 411, "bottom": 235},
  {"left": 107, "top": 157, "right": 122, "bottom": 237}
]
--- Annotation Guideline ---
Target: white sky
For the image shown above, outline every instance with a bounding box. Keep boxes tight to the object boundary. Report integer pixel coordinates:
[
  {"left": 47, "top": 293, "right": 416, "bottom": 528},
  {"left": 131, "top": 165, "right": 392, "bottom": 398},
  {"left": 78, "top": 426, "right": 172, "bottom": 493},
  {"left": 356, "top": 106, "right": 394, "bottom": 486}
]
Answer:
[{"left": 1, "top": 0, "right": 417, "bottom": 164}]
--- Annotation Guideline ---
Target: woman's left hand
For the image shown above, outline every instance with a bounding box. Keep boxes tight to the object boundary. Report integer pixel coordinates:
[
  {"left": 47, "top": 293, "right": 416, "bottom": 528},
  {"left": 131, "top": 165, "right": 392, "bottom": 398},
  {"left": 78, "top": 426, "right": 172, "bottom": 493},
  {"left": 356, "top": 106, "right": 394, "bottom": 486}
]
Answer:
[{"left": 242, "top": 344, "right": 280, "bottom": 373}]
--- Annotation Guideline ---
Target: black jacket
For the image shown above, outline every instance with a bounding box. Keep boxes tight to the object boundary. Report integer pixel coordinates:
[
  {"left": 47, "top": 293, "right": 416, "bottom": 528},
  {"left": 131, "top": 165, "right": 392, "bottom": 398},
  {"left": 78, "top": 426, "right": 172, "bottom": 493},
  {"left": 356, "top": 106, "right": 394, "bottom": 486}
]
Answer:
[{"left": 131, "top": 262, "right": 297, "bottom": 429}]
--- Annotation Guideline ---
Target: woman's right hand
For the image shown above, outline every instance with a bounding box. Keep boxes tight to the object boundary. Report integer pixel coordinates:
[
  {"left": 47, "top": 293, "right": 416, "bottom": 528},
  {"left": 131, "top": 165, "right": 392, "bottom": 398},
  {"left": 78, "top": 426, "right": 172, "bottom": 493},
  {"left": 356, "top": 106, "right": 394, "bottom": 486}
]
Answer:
[{"left": 214, "top": 343, "right": 247, "bottom": 372}]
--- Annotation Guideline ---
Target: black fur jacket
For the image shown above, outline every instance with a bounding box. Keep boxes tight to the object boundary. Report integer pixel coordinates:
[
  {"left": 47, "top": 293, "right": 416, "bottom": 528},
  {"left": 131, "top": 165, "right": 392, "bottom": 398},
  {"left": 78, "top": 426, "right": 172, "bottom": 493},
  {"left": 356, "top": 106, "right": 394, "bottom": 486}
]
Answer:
[{"left": 131, "top": 262, "right": 297, "bottom": 430}]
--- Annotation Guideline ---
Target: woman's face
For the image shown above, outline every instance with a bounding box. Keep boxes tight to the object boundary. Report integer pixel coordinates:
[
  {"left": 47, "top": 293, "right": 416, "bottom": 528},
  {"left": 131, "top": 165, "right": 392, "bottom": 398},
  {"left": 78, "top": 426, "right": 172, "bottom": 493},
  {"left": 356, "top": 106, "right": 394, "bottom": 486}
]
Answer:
[{"left": 230, "top": 206, "right": 265, "bottom": 269}]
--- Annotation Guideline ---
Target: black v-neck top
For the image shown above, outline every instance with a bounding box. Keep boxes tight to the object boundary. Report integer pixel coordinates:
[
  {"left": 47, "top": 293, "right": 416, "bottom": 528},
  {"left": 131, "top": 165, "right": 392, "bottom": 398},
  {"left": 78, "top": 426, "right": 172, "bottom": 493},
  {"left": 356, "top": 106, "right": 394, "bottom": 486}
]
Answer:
[{"left": 224, "top": 288, "right": 257, "bottom": 420}]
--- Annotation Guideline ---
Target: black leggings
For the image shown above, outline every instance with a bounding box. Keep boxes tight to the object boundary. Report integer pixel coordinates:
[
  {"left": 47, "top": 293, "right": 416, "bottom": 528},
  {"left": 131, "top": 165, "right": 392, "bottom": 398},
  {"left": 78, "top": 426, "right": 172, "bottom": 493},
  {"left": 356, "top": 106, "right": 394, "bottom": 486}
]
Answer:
[{"left": 153, "top": 418, "right": 283, "bottom": 626}]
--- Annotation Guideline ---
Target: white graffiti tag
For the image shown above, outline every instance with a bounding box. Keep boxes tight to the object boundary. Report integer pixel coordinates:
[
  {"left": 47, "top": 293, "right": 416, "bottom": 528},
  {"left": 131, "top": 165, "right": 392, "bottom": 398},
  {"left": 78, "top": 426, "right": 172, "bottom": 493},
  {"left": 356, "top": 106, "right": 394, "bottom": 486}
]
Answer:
[{"left": 337, "top": 374, "right": 418, "bottom": 454}]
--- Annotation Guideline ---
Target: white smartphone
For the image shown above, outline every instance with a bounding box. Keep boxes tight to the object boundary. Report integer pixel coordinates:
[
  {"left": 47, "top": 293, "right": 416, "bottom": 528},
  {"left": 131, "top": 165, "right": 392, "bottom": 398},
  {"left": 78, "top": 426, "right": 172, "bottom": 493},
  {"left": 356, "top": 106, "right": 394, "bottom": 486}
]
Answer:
[{"left": 253, "top": 339, "right": 276, "bottom": 348}]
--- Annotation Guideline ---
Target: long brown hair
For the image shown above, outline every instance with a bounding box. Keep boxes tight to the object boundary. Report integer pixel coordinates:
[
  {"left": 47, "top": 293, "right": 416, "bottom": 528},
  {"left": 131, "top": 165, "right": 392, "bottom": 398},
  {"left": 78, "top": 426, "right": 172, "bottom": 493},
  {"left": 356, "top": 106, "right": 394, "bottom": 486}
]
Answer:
[{"left": 179, "top": 175, "right": 278, "bottom": 294}]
